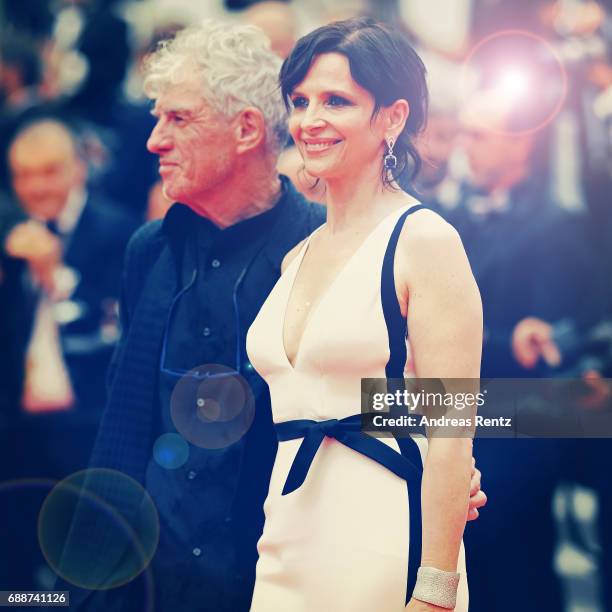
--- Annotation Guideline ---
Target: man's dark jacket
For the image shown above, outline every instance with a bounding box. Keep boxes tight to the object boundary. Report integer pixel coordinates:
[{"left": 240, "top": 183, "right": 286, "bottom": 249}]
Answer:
[{"left": 62, "top": 180, "right": 325, "bottom": 611}]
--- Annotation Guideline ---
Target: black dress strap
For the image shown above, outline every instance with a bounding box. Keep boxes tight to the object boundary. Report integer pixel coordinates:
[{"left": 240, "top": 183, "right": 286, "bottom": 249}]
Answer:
[
  {"left": 381, "top": 204, "right": 428, "bottom": 380},
  {"left": 380, "top": 203, "right": 428, "bottom": 604}
]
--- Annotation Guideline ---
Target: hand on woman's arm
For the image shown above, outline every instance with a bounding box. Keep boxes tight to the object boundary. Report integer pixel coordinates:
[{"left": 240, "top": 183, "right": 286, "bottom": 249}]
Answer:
[{"left": 400, "top": 212, "right": 483, "bottom": 604}]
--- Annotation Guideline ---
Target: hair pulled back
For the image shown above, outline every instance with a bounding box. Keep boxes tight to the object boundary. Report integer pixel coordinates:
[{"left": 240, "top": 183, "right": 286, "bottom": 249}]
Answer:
[{"left": 279, "top": 17, "right": 428, "bottom": 187}]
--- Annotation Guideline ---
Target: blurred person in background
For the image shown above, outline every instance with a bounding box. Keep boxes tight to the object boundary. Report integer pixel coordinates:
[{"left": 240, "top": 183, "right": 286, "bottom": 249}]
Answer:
[
  {"left": 510, "top": 16, "right": 612, "bottom": 594},
  {"left": 0, "top": 0, "right": 53, "bottom": 40},
  {"left": 449, "top": 93, "right": 606, "bottom": 612},
  {"left": 450, "top": 96, "right": 605, "bottom": 377},
  {"left": 242, "top": 1, "right": 298, "bottom": 59},
  {"left": 3, "top": 118, "right": 136, "bottom": 462},
  {"left": 410, "top": 97, "right": 463, "bottom": 212},
  {"left": 58, "top": 0, "right": 159, "bottom": 218},
  {"left": 413, "top": 109, "right": 459, "bottom": 202},
  {"left": 533, "top": 1, "right": 612, "bottom": 264},
  {"left": 0, "top": 117, "right": 136, "bottom": 594},
  {"left": 0, "top": 193, "right": 28, "bottom": 420},
  {"left": 582, "top": 49, "right": 612, "bottom": 275},
  {"left": 0, "top": 31, "right": 43, "bottom": 113},
  {"left": 0, "top": 31, "right": 46, "bottom": 196},
  {"left": 0, "top": 0, "right": 56, "bottom": 423}
]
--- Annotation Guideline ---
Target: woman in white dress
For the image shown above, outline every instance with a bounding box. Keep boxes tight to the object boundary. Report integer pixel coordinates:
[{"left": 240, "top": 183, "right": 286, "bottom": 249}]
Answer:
[{"left": 247, "top": 17, "right": 482, "bottom": 612}]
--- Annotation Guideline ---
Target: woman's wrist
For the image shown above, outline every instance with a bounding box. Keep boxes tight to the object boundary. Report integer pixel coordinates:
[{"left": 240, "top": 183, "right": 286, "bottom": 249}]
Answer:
[
  {"left": 411, "top": 566, "right": 460, "bottom": 609},
  {"left": 406, "top": 598, "right": 453, "bottom": 611}
]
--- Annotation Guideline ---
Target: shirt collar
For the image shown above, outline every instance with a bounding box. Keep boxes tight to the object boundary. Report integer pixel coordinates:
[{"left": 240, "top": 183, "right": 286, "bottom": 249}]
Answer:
[
  {"left": 464, "top": 187, "right": 510, "bottom": 217},
  {"left": 161, "top": 175, "right": 293, "bottom": 254},
  {"left": 195, "top": 194, "right": 285, "bottom": 253}
]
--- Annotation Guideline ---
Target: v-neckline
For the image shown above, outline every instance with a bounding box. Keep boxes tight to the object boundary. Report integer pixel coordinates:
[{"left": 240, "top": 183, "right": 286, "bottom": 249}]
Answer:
[{"left": 280, "top": 203, "right": 413, "bottom": 371}]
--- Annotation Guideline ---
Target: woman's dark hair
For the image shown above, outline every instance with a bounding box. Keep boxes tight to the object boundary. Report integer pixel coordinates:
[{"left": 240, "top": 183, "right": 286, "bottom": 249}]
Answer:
[{"left": 279, "top": 17, "right": 428, "bottom": 188}]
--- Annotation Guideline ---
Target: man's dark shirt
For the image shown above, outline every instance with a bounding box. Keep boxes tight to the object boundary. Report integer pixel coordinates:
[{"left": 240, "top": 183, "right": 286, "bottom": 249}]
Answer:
[
  {"left": 157, "top": 200, "right": 284, "bottom": 420},
  {"left": 68, "top": 177, "right": 325, "bottom": 612},
  {"left": 146, "top": 199, "right": 287, "bottom": 611}
]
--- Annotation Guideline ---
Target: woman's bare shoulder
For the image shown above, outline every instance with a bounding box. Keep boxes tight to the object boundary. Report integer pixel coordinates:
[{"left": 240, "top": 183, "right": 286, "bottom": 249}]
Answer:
[
  {"left": 400, "top": 205, "right": 460, "bottom": 247},
  {"left": 397, "top": 206, "right": 469, "bottom": 282}
]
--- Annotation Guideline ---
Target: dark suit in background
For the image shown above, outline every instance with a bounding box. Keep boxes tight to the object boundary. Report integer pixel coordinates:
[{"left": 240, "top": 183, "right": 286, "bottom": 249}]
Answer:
[
  {"left": 1, "top": 193, "right": 137, "bottom": 592},
  {"left": 444, "top": 180, "right": 606, "bottom": 612}
]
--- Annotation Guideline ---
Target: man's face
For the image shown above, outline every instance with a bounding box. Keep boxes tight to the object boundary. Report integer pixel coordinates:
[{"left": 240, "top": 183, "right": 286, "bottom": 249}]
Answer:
[
  {"left": 462, "top": 123, "right": 535, "bottom": 193},
  {"left": 459, "top": 97, "right": 535, "bottom": 192},
  {"left": 147, "top": 77, "right": 237, "bottom": 207},
  {"left": 9, "top": 133, "right": 83, "bottom": 221},
  {"left": 462, "top": 125, "right": 510, "bottom": 191},
  {"left": 417, "top": 112, "right": 458, "bottom": 187}
]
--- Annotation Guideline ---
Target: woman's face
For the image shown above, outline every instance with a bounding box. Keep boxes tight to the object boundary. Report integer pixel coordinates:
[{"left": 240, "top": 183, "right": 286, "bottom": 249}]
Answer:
[{"left": 287, "top": 52, "right": 387, "bottom": 182}]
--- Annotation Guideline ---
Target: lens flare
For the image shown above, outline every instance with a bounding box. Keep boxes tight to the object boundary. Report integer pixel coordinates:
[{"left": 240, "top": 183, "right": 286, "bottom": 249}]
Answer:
[
  {"left": 462, "top": 29, "right": 568, "bottom": 136},
  {"left": 153, "top": 433, "right": 190, "bottom": 469},
  {"left": 495, "top": 67, "right": 530, "bottom": 100},
  {"left": 170, "top": 364, "right": 256, "bottom": 449},
  {"left": 37, "top": 469, "right": 159, "bottom": 591}
]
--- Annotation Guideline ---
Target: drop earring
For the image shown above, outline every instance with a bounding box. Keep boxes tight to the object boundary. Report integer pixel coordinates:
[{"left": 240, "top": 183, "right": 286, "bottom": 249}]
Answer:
[{"left": 384, "top": 137, "right": 397, "bottom": 170}]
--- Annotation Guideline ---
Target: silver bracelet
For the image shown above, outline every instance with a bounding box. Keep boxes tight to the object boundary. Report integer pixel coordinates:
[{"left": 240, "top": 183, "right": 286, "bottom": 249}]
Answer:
[{"left": 412, "top": 566, "right": 460, "bottom": 609}]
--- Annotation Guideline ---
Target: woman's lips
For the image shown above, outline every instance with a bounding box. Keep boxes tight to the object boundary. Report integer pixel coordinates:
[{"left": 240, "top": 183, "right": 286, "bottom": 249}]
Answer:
[{"left": 303, "top": 139, "right": 342, "bottom": 153}]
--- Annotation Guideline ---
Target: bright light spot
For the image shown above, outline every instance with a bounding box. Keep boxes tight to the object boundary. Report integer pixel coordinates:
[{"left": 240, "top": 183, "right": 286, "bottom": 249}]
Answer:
[{"left": 495, "top": 68, "right": 530, "bottom": 100}]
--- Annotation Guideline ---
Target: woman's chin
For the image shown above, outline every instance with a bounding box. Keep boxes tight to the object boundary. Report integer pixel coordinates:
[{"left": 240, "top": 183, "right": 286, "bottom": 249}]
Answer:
[{"left": 303, "top": 162, "right": 337, "bottom": 180}]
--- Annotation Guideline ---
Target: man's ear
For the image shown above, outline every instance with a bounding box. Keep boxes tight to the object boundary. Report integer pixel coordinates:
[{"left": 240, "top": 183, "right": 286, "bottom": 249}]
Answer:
[{"left": 235, "top": 106, "right": 267, "bottom": 154}]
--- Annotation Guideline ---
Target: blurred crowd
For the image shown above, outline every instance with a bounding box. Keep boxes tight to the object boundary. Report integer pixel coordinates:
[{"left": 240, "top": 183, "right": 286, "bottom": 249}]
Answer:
[{"left": 0, "top": 0, "right": 611, "bottom": 611}]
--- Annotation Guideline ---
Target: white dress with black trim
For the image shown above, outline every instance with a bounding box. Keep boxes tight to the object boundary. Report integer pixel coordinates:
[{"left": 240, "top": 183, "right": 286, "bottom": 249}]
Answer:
[{"left": 246, "top": 203, "right": 469, "bottom": 611}]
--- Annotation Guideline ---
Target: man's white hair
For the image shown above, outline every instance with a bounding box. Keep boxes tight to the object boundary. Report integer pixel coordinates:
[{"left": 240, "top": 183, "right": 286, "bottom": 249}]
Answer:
[{"left": 144, "top": 19, "right": 287, "bottom": 153}]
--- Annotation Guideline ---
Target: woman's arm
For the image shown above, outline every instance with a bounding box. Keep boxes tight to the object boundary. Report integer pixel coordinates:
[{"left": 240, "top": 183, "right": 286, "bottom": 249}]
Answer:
[{"left": 399, "top": 211, "right": 483, "bottom": 605}]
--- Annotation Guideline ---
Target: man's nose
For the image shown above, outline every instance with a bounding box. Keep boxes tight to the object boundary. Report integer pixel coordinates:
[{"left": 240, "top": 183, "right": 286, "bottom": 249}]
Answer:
[{"left": 147, "top": 120, "right": 171, "bottom": 154}]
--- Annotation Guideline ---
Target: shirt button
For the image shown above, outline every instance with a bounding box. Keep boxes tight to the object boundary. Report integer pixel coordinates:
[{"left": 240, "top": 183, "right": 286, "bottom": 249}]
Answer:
[
  {"left": 211, "top": 258, "right": 221, "bottom": 269},
  {"left": 187, "top": 470, "right": 197, "bottom": 480},
  {"left": 192, "top": 547, "right": 202, "bottom": 557},
  {"left": 202, "top": 327, "right": 211, "bottom": 337},
  {"left": 244, "top": 361, "right": 254, "bottom": 372}
]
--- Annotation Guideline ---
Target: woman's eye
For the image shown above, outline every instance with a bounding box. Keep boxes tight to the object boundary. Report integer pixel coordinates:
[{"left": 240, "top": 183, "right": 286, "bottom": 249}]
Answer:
[
  {"left": 327, "top": 95, "right": 350, "bottom": 107},
  {"left": 291, "top": 96, "right": 308, "bottom": 109}
]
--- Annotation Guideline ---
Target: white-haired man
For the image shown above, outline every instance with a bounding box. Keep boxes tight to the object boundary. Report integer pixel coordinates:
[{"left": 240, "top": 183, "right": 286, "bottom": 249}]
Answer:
[{"left": 59, "top": 20, "right": 486, "bottom": 612}]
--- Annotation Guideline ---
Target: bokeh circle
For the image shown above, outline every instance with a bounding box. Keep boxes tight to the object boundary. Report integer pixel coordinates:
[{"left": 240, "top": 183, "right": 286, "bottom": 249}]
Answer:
[
  {"left": 170, "top": 364, "right": 256, "bottom": 449},
  {"left": 461, "top": 29, "right": 568, "bottom": 136},
  {"left": 153, "top": 433, "right": 190, "bottom": 469},
  {"left": 38, "top": 469, "right": 159, "bottom": 590}
]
